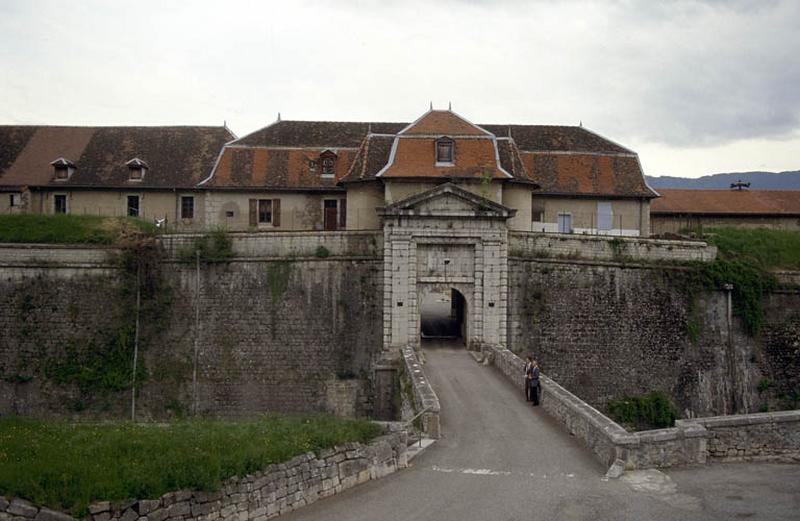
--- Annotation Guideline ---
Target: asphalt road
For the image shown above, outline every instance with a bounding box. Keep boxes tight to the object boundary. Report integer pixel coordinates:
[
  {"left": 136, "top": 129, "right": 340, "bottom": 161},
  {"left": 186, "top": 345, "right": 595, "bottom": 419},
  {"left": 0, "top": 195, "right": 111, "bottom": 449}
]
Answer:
[{"left": 282, "top": 342, "right": 800, "bottom": 521}]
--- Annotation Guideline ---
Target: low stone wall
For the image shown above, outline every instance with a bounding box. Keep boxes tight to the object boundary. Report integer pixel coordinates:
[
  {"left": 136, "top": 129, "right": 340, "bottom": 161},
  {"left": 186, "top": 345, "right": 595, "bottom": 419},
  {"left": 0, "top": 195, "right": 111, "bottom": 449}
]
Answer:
[
  {"left": 401, "top": 346, "right": 441, "bottom": 438},
  {"left": 509, "top": 231, "right": 716, "bottom": 263},
  {"left": 0, "top": 431, "right": 407, "bottom": 521},
  {"left": 161, "top": 231, "right": 383, "bottom": 259},
  {"left": 486, "top": 345, "right": 708, "bottom": 471},
  {"left": 0, "top": 244, "right": 118, "bottom": 280},
  {"left": 680, "top": 410, "right": 800, "bottom": 463}
]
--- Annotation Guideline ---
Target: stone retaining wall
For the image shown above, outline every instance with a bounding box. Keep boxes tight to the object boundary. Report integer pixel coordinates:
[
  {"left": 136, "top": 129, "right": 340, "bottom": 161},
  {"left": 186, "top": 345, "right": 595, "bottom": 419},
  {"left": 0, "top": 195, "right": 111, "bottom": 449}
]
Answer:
[
  {"left": 679, "top": 410, "right": 800, "bottom": 463},
  {"left": 401, "top": 346, "right": 441, "bottom": 438},
  {"left": 161, "top": 231, "right": 383, "bottom": 259},
  {"left": 0, "top": 431, "right": 407, "bottom": 521},
  {"left": 509, "top": 231, "right": 716, "bottom": 263},
  {"left": 0, "top": 244, "right": 118, "bottom": 280}
]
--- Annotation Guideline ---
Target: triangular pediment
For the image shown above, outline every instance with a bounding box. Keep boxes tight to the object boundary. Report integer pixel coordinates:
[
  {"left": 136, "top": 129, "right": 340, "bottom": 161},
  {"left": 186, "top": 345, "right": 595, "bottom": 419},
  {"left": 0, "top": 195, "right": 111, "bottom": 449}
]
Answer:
[{"left": 378, "top": 183, "right": 515, "bottom": 219}]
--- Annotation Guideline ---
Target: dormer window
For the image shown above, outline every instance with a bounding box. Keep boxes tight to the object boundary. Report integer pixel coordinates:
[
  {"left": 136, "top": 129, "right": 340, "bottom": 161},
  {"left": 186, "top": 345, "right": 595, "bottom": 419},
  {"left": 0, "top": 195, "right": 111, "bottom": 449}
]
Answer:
[
  {"left": 126, "top": 158, "right": 149, "bottom": 181},
  {"left": 51, "top": 158, "right": 76, "bottom": 181},
  {"left": 436, "top": 137, "right": 454, "bottom": 164},
  {"left": 320, "top": 150, "right": 337, "bottom": 177}
]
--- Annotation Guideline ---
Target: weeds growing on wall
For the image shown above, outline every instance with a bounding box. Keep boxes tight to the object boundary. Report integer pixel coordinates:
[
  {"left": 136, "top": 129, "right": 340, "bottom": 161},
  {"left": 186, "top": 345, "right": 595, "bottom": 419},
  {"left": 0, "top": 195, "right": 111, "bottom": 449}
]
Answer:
[
  {"left": 607, "top": 391, "right": 678, "bottom": 431},
  {"left": 266, "top": 261, "right": 293, "bottom": 301},
  {"left": 666, "top": 228, "right": 794, "bottom": 338},
  {"left": 314, "top": 245, "right": 330, "bottom": 258},
  {"left": 178, "top": 228, "right": 233, "bottom": 263},
  {"left": 43, "top": 231, "right": 173, "bottom": 405}
]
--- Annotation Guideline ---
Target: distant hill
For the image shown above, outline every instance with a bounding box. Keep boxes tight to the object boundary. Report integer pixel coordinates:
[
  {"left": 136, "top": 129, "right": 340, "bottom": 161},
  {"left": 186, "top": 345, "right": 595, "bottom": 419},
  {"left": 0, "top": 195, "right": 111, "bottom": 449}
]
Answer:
[{"left": 646, "top": 170, "right": 800, "bottom": 190}]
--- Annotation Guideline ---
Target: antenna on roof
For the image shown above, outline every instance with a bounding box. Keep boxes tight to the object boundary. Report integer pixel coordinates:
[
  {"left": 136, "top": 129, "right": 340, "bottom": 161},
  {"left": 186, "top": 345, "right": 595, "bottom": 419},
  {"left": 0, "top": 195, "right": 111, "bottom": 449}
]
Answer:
[
  {"left": 448, "top": 101, "right": 452, "bottom": 111},
  {"left": 277, "top": 112, "right": 281, "bottom": 122},
  {"left": 429, "top": 101, "right": 433, "bottom": 110}
]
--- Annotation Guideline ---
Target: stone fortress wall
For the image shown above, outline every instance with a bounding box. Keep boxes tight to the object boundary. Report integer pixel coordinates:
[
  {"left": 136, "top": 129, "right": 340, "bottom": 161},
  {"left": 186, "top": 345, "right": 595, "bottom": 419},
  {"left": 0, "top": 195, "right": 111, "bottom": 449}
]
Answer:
[
  {"left": 0, "top": 233, "right": 385, "bottom": 419},
  {"left": 0, "top": 231, "right": 797, "bottom": 422}
]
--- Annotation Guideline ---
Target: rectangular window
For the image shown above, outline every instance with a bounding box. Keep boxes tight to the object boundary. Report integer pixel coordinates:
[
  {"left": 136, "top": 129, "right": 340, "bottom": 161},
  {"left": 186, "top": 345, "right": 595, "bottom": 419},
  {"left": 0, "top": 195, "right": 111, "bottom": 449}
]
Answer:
[
  {"left": 130, "top": 168, "right": 143, "bottom": 180},
  {"left": 531, "top": 198, "right": 545, "bottom": 222},
  {"left": 54, "top": 194, "right": 67, "bottom": 214},
  {"left": 10, "top": 193, "right": 21, "bottom": 207},
  {"left": 55, "top": 168, "right": 69, "bottom": 180},
  {"left": 322, "top": 158, "right": 335, "bottom": 176},
  {"left": 127, "top": 195, "right": 140, "bottom": 217},
  {"left": 597, "top": 202, "right": 613, "bottom": 231},
  {"left": 181, "top": 196, "right": 194, "bottom": 219},
  {"left": 436, "top": 141, "right": 453, "bottom": 163},
  {"left": 258, "top": 199, "right": 272, "bottom": 223},
  {"left": 557, "top": 213, "right": 572, "bottom": 233}
]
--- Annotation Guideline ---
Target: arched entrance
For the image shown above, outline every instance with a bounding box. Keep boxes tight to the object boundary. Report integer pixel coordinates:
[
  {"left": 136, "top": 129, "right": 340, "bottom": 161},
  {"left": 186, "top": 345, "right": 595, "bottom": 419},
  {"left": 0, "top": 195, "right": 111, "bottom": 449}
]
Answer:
[{"left": 419, "top": 286, "right": 469, "bottom": 346}]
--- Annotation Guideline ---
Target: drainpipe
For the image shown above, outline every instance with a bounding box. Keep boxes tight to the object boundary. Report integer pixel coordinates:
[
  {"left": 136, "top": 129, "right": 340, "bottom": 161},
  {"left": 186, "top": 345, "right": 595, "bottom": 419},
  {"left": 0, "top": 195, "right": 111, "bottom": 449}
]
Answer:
[
  {"left": 192, "top": 250, "right": 202, "bottom": 415},
  {"left": 723, "top": 283, "right": 738, "bottom": 413}
]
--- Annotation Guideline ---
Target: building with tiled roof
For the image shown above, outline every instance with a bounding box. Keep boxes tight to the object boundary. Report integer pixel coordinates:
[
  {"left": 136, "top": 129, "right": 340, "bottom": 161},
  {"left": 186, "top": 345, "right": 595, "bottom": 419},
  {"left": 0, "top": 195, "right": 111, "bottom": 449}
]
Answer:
[
  {"left": 0, "top": 125, "right": 234, "bottom": 228},
  {"left": 651, "top": 188, "right": 800, "bottom": 235},
  {"left": 1, "top": 108, "right": 657, "bottom": 236},
  {"left": 199, "top": 109, "right": 656, "bottom": 234}
]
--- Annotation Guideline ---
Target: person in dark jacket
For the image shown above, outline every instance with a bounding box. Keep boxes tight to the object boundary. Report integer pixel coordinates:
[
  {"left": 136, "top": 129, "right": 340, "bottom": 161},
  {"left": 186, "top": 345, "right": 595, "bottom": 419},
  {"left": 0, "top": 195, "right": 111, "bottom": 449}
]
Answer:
[
  {"left": 530, "top": 359, "right": 541, "bottom": 406},
  {"left": 524, "top": 356, "right": 533, "bottom": 401}
]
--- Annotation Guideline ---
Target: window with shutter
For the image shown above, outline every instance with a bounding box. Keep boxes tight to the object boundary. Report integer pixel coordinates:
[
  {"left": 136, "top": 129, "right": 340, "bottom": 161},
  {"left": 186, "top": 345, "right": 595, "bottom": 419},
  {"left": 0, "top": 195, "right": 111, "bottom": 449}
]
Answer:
[
  {"left": 339, "top": 199, "right": 347, "bottom": 229},
  {"left": 258, "top": 199, "right": 272, "bottom": 223}
]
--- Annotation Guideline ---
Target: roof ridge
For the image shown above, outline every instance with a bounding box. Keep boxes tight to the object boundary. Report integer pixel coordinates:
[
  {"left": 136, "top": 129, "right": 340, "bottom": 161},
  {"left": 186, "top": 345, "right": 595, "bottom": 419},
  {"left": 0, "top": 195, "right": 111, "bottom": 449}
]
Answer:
[{"left": 0, "top": 124, "right": 231, "bottom": 129}]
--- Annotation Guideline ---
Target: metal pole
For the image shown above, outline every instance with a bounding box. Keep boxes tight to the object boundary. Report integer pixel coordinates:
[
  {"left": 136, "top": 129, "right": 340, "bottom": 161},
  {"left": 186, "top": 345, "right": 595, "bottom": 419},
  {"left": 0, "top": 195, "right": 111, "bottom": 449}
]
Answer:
[
  {"left": 192, "top": 249, "right": 201, "bottom": 415},
  {"left": 131, "top": 264, "right": 141, "bottom": 422}
]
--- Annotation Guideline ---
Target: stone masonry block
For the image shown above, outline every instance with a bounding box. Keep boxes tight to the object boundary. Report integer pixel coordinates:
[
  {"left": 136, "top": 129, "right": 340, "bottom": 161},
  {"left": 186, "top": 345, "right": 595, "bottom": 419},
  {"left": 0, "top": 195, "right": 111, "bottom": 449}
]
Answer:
[{"left": 8, "top": 501, "right": 37, "bottom": 519}]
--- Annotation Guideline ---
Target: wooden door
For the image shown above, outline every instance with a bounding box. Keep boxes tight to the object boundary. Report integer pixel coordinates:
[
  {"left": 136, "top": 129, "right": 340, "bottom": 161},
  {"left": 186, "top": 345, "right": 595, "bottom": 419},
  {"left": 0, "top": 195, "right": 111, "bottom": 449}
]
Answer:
[{"left": 324, "top": 200, "right": 338, "bottom": 230}]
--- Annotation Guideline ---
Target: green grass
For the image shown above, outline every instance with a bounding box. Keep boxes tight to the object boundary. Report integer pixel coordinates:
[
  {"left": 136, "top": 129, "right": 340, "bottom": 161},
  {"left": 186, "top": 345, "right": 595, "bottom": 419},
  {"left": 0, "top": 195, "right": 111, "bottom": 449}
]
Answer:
[
  {"left": 0, "top": 415, "right": 383, "bottom": 516},
  {"left": 0, "top": 214, "right": 155, "bottom": 245},
  {"left": 703, "top": 227, "right": 800, "bottom": 270}
]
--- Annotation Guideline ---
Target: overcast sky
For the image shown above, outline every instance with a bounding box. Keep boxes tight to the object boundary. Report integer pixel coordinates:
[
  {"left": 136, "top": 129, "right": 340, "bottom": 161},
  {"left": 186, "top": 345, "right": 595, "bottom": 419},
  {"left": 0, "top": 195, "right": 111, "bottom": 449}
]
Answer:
[{"left": 1, "top": 0, "right": 798, "bottom": 178}]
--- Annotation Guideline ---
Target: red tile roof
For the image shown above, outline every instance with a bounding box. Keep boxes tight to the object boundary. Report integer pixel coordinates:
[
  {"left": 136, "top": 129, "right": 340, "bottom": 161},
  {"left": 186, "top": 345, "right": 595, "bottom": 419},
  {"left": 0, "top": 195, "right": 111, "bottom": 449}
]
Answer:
[
  {"left": 400, "top": 110, "right": 490, "bottom": 136},
  {"left": 204, "top": 146, "right": 354, "bottom": 190},
  {"left": 378, "top": 137, "right": 509, "bottom": 180},
  {"left": 519, "top": 152, "right": 655, "bottom": 198},
  {"left": 651, "top": 189, "right": 800, "bottom": 215}
]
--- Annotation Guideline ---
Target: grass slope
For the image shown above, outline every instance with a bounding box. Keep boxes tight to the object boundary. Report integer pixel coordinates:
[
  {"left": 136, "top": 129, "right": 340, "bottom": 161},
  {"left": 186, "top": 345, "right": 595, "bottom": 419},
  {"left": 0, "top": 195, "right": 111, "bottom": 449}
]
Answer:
[
  {"left": 0, "top": 416, "right": 383, "bottom": 516},
  {"left": 0, "top": 215, "right": 155, "bottom": 245},
  {"left": 704, "top": 227, "right": 800, "bottom": 271}
]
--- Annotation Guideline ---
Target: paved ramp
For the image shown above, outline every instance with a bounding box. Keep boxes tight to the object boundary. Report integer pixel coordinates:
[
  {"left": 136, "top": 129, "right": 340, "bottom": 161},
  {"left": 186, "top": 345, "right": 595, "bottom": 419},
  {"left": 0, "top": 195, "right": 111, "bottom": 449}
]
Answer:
[{"left": 282, "top": 342, "right": 800, "bottom": 521}]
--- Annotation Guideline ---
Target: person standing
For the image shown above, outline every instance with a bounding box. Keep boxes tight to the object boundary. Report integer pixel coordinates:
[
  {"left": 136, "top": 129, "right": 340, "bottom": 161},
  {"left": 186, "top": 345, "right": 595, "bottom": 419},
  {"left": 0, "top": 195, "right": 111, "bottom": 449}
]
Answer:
[
  {"left": 524, "top": 356, "right": 533, "bottom": 401},
  {"left": 530, "top": 359, "right": 541, "bottom": 406}
]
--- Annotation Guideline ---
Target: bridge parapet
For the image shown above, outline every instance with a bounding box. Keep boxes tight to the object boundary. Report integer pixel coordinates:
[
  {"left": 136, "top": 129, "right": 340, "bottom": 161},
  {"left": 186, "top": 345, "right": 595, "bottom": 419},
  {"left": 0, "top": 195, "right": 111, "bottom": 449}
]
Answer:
[
  {"left": 484, "top": 345, "right": 709, "bottom": 473},
  {"left": 401, "top": 345, "right": 441, "bottom": 439}
]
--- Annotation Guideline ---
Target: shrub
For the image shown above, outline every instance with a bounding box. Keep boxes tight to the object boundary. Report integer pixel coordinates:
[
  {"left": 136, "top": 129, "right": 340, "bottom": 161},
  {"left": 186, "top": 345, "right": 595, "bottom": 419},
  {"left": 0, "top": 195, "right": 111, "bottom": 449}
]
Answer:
[
  {"left": 178, "top": 228, "right": 233, "bottom": 263},
  {"left": 607, "top": 391, "right": 678, "bottom": 431}
]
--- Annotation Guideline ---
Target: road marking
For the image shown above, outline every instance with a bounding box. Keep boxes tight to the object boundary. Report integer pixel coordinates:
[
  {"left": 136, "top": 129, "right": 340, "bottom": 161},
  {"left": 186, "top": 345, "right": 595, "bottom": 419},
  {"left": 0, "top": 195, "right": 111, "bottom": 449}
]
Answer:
[{"left": 431, "top": 465, "right": 511, "bottom": 476}]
